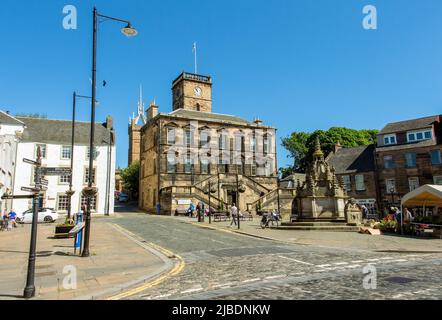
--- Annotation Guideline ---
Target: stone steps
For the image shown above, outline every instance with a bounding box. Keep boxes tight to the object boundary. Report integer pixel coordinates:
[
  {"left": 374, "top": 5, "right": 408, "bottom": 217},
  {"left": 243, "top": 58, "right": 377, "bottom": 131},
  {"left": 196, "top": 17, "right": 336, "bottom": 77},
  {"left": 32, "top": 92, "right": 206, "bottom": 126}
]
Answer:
[{"left": 279, "top": 221, "right": 360, "bottom": 232}]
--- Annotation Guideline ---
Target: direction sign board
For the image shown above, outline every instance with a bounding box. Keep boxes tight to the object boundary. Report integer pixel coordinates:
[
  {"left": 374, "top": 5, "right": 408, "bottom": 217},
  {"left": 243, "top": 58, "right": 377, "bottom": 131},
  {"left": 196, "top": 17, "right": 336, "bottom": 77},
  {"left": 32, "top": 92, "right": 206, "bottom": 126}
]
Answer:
[
  {"left": 40, "top": 167, "right": 72, "bottom": 176},
  {"left": 23, "top": 158, "right": 39, "bottom": 165},
  {"left": 36, "top": 178, "right": 49, "bottom": 186},
  {"left": 21, "top": 187, "right": 40, "bottom": 193},
  {"left": 1, "top": 194, "right": 34, "bottom": 200}
]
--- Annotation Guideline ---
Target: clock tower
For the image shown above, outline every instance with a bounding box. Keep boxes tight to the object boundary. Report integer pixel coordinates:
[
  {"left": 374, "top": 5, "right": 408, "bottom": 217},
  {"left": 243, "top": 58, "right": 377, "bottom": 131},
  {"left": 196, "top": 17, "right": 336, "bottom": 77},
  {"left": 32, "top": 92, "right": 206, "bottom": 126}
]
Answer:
[{"left": 172, "top": 72, "right": 212, "bottom": 113}]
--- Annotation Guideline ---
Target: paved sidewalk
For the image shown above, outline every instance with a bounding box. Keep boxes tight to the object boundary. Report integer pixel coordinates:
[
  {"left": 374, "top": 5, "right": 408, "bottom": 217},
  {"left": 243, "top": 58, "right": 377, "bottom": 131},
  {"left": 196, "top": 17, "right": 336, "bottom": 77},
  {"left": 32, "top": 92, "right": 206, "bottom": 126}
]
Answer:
[
  {"left": 0, "top": 219, "right": 167, "bottom": 300},
  {"left": 172, "top": 216, "right": 442, "bottom": 252}
]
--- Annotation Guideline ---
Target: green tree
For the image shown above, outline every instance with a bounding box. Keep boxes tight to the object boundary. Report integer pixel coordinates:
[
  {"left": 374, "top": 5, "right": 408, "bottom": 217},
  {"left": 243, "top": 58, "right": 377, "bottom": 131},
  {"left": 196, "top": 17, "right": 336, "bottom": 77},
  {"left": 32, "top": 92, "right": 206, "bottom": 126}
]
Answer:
[
  {"left": 281, "top": 127, "right": 378, "bottom": 173},
  {"left": 121, "top": 161, "right": 140, "bottom": 198}
]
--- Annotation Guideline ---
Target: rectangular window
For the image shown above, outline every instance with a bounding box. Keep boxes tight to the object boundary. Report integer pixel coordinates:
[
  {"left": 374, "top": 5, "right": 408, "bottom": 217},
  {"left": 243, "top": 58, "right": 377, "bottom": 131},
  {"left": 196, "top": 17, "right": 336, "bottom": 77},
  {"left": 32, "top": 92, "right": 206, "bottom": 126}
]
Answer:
[
  {"left": 219, "top": 134, "right": 228, "bottom": 150},
  {"left": 80, "top": 195, "right": 97, "bottom": 211},
  {"left": 251, "top": 163, "right": 257, "bottom": 176},
  {"left": 405, "top": 153, "right": 417, "bottom": 168},
  {"left": 434, "top": 176, "right": 442, "bottom": 185},
  {"left": 342, "top": 175, "right": 351, "bottom": 192},
  {"left": 36, "top": 144, "right": 47, "bottom": 158},
  {"left": 184, "top": 156, "right": 193, "bottom": 174},
  {"left": 59, "top": 173, "right": 70, "bottom": 185},
  {"left": 84, "top": 168, "right": 96, "bottom": 184},
  {"left": 431, "top": 150, "right": 442, "bottom": 165},
  {"left": 57, "top": 195, "right": 69, "bottom": 211},
  {"left": 386, "top": 179, "right": 396, "bottom": 194},
  {"left": 383, "top": 155, "right": 395, "bottom": 169},
  {"left": 408, "top": 130, "right": 433, "bottom": 143},
  {"left": 200, "top": 131, "right": 210, "bottom": 148},
  {"left": 384, "top": 134, "right": 396, "bottom": 145},
  {"left": 235, "top": 135, "right": 243, "bottom": 151},
  {"left": 61, "top": 146, "right": 72, "bottom": 160},
  {"left": 167, "top": 156, "right": 176, "bottom": 173},
  {"left": 87, "top": 147, "right": 98, "bottom": 160},
  {"left": 263, "top": 136, "right": 271, "bottom": 154},
  {"left": 408, "top": 177, "right": 420, "bottom": 192},
  {"left": 167, "top": 128, "right": 175, "bottom": 145},
  {"left": 185, "top": 129, "right": 193, "bottom": 146},
  {"left": 355, "top": 174, "right": 365, "bottom": 191},
  {"left": 200, "top": 160, "right": 209, "bottom": 174},
  {"left": 250, "top": 137, "right": 256, "bottom": 152}
]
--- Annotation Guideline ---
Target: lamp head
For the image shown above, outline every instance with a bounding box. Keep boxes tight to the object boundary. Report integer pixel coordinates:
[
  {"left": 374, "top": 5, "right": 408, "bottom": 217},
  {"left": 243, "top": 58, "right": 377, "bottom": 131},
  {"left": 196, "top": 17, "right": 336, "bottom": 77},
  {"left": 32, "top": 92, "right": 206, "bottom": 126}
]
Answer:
[{"left": 121, "top": 23, "right": 138, "bottom": 37}]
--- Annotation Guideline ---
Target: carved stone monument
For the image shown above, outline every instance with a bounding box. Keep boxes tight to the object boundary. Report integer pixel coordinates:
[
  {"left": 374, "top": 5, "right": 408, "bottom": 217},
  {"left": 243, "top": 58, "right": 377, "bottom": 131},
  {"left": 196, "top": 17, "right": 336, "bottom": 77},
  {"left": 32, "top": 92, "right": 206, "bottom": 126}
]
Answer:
[{"left": 294, "top": 137, "right": 348, "bottom": 221}]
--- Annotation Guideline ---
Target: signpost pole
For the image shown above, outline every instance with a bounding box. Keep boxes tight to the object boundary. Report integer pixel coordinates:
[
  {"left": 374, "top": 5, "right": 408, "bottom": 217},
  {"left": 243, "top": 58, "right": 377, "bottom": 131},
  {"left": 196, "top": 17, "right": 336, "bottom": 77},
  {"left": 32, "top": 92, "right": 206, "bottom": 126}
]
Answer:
[{"left": 23, "top": 147, "right": 42, "bottom": 299}]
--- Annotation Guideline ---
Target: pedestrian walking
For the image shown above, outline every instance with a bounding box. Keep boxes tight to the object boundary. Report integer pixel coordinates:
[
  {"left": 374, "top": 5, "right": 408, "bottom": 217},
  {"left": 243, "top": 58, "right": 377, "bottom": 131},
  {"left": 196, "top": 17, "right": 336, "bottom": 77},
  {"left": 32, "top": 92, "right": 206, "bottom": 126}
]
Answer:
[{"left": 230, "top": 204, "right": 238, "bottom": 226}]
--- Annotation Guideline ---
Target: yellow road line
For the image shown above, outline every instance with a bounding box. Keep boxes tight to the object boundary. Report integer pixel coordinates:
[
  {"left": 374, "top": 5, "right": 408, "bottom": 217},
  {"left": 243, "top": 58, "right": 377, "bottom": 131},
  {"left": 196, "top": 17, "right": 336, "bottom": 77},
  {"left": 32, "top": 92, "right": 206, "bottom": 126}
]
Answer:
[{"left": 106, "top": 224, "right": 185, "bottom": 300}]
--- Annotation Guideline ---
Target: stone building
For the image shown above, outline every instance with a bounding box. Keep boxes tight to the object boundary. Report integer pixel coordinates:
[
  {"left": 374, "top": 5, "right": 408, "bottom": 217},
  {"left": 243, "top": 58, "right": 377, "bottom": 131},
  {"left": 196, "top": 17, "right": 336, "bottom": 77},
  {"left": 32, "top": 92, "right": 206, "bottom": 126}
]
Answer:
[
  {"left": 375, "top": 115, "right": 442, "bottom": 207},
  {"left": 136, "top": 72, "right": 278, "bottom": 215},
  {"left": 327, "top": 142, "right": 379, "bottom": 214}
]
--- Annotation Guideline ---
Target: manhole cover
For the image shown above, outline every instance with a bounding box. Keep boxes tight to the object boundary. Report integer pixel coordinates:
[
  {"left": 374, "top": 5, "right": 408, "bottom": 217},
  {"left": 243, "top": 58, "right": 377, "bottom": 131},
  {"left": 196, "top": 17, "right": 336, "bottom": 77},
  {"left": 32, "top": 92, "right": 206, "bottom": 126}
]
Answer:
[{"left": 384, "top": 277, "right": 416, "bottom": 284}]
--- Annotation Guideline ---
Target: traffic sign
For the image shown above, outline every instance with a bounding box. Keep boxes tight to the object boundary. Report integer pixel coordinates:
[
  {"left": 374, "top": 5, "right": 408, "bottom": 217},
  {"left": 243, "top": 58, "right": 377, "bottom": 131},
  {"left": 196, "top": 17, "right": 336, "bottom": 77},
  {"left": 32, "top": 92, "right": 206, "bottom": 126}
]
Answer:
[
  {"left": 23, "top": 158, "right": 39, "bottom": 165},
  {"left": 40, "top": 167, "right": 72, "bottom": 176}
]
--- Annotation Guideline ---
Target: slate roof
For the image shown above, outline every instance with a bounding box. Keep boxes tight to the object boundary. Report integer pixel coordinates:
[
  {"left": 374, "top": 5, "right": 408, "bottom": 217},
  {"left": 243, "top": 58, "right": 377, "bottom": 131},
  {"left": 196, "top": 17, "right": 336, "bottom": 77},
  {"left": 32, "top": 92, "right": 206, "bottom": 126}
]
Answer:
[
  {"left": 0, "top": 111, "right": 25, "bottom": 126},
  {"left": 328, "top": 145, "right": 375, "bottom": 174},
  {"left": 376, "top": 139, "right": 437, "bottom": 152},
  {"left": 379, "top": 115, "right": 438, "bottom": 135},
  {"left": 16, "top": 117, "right": 113, "bottom": 145},
  {"left": 164, "top": 109, "right": 272, "bottom": 128}
]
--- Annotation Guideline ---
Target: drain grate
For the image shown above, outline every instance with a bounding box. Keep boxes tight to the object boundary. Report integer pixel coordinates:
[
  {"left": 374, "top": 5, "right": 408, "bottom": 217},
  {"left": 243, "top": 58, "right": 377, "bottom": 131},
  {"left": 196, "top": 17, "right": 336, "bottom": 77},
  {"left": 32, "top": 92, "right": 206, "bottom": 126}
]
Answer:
[{"left": 384, "top": 276, "right": 417, "bottom": 284}]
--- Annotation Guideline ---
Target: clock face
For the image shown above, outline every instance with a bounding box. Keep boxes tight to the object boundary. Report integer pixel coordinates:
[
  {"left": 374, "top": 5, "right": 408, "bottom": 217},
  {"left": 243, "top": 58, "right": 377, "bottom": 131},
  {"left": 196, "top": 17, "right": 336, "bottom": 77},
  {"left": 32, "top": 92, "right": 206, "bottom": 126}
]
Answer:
[{"left": 194, "top": 86, "right": 202, "bottom": 97}]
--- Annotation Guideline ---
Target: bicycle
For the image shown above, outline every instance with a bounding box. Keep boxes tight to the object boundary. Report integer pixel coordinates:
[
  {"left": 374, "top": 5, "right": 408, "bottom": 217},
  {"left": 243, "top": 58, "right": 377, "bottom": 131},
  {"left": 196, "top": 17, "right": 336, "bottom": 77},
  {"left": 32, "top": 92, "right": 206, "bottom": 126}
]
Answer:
[{"left": 260, "top": 213, "right": 281, "bottom": 229}]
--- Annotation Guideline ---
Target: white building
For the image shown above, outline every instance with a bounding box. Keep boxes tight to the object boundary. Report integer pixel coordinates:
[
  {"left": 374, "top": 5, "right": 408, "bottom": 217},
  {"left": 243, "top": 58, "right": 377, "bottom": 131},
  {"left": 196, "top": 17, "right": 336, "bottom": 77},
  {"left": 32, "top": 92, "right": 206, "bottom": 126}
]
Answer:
[
  {"left": 12, "top": 116, "right": 116, "bottom": 216},
  {"left": 0, "top": 111, "right": 25, "bottom": 213}
]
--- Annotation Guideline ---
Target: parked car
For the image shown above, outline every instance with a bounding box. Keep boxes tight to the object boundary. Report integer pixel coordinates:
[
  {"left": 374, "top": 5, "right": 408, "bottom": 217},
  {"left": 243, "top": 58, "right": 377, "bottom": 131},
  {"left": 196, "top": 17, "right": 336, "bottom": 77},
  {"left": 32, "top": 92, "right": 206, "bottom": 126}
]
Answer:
[
  {"left": 19, "top": 208, "right": 59, "bottom": 224},
  {"left": 118, "top": 193, "right": 129, "bottom": 203}
]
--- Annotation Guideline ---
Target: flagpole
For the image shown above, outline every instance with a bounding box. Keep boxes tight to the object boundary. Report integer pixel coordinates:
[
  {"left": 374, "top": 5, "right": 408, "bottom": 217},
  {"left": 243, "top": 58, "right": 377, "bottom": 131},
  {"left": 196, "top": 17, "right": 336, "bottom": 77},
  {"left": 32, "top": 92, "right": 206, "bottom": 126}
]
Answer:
[{"left": 193, "top": 42, "right": 198, "bottom": 74}]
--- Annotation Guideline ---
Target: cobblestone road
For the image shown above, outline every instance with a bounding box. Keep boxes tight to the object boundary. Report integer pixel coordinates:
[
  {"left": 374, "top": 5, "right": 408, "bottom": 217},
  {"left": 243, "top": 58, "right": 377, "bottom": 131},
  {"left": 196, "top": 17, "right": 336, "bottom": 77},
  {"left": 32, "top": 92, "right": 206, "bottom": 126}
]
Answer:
[{"left": 110, "top": 214, "right": 442, "bottom": 300}]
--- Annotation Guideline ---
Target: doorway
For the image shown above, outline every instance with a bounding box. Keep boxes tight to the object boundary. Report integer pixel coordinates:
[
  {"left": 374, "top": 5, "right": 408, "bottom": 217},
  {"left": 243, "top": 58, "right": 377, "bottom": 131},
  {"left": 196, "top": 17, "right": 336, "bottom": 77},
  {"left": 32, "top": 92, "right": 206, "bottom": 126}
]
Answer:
[{"left": 227, "top": 190, "right": 238, "bottom": 206}]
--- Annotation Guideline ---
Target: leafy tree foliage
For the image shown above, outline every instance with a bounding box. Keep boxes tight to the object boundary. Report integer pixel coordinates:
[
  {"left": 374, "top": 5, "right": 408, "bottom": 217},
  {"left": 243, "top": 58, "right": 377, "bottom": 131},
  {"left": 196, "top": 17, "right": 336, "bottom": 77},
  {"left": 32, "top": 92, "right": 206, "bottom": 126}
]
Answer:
[
  {"left": 121, "top": 161, "right": 140, "bottom": 197},
  {"left": 281, "top": 127, "right": 378, "bottom": 173}
]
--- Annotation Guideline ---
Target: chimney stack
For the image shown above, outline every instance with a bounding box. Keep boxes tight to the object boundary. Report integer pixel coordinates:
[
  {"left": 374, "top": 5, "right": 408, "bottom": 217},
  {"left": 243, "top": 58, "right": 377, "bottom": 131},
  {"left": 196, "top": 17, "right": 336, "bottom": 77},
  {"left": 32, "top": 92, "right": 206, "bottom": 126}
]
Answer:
[
  {"left": 253, "top": 117, "right": 263, "bottom": 126},
  {"left": 146, "top": 100, "right": 159, "bottom": 120},
  {"left": 334, "top": 140, "right": 342, "bottom": 153}
]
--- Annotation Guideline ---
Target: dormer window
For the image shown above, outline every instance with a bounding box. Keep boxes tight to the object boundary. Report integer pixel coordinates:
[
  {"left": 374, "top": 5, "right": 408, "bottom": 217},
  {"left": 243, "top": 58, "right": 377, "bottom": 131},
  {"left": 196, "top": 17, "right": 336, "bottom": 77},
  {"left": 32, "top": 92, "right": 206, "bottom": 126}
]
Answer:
[
  {"left": 384, "top": 134, "right": 396, "bottom": 145},
  {"left": 407, "top": 130, "right": 432, "bottom": 143}
]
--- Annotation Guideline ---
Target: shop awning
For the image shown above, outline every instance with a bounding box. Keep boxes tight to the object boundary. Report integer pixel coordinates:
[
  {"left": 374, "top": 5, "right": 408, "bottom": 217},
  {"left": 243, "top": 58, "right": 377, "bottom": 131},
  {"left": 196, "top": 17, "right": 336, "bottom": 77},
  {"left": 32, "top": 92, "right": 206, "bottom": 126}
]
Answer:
[{"left": 401, "top": 185, "right": 442, "bottom": 207}]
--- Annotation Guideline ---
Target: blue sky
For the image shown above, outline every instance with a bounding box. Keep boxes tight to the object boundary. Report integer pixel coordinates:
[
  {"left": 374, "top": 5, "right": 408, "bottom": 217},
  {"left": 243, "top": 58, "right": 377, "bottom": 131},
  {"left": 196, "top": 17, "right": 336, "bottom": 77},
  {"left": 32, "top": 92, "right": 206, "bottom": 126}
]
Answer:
[{"left": 1, "top": 0, "right": 442, "bottom": 168}]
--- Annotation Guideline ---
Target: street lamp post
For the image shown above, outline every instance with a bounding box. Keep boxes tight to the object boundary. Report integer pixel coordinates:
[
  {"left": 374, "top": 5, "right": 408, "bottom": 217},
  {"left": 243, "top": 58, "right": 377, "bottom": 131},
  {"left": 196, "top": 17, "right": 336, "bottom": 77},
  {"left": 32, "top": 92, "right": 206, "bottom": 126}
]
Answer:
[{"left": 82, "top": 7, "right": 137, "bottom": 258}]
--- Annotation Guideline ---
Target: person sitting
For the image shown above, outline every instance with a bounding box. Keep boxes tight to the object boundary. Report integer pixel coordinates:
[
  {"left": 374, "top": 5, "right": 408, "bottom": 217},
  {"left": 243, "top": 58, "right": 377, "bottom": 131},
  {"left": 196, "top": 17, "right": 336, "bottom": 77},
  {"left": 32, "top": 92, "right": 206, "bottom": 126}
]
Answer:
[{"left": 8, "top": 209, "right": 18, "bottom": 228}]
